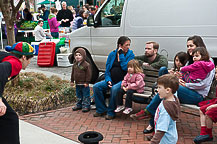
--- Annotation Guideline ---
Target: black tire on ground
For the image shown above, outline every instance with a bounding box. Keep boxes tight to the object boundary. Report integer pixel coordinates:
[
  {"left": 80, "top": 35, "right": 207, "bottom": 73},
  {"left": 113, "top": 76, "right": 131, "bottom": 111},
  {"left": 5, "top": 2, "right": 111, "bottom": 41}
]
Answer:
[{"left": 78, "top": 131, "right": 103, "bottom": 144}]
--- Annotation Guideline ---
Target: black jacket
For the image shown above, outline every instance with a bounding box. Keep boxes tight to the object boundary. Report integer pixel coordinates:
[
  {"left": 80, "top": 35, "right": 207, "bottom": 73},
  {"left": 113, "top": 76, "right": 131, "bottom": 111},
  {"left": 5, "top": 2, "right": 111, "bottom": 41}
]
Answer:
[{"left": 56, "top": 9, "right": 73, "bottom": 27}]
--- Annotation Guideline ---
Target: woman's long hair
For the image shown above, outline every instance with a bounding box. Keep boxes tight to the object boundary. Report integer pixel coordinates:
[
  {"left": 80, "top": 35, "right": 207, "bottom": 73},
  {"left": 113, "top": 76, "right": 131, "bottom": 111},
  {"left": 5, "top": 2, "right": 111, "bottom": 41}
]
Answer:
[{"left": 173, "top": 52, "right": 188, "bottom": 71}]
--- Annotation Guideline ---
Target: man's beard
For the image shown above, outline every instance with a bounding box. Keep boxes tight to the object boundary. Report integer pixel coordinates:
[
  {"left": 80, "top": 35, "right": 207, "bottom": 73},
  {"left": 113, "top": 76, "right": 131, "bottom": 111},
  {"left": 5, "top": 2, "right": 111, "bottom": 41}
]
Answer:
[{"left": 145, "top": 53, "right": 154, "bottom": 57}]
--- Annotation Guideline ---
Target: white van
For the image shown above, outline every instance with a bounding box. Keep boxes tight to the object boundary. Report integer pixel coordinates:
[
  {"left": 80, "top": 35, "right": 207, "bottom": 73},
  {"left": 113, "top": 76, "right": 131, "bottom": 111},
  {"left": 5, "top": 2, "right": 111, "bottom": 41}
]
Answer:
[{"left": 69, "top": 0, "right": 217, "bottom": 82}]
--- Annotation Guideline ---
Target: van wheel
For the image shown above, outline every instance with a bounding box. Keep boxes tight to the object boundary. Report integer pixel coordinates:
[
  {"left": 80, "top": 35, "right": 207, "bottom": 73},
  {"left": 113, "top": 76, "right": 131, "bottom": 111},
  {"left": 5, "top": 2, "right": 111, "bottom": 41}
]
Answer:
[{"left": 86, "top": 56, "right": 99, "bottom": 84}]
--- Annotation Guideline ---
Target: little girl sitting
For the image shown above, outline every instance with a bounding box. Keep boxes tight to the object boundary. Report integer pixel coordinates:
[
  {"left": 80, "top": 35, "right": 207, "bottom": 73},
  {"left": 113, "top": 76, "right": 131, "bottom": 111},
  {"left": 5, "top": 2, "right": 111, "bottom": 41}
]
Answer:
[
  {"left": 115, "top": 59, "right": 145, "bottom": 114},
  {"left": 181, "top": 47, "right": 215, "bottom": 83}
]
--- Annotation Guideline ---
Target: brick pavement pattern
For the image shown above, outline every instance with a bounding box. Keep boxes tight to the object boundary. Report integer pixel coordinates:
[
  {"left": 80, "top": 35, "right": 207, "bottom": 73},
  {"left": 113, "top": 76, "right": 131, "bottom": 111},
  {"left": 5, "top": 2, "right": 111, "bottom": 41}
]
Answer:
[{"left": 20, "top": 103, "right": 217, "bottom": 144}]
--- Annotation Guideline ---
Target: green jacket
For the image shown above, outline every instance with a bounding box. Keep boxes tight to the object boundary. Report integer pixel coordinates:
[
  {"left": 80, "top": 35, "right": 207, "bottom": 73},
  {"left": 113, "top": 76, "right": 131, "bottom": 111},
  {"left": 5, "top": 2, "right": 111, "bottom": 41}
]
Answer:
[{"left": 135, "top": 53, "right": 168, "bottom": 70}]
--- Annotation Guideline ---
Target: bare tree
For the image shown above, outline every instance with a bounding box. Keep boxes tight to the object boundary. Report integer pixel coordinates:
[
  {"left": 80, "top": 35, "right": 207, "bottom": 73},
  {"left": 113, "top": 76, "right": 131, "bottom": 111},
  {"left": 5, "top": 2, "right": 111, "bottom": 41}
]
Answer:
[
  {"left": 25, "top": 0, "right": 30, "bottom": 10},
  {"left": 0, "top": 0, "right": 23, "bottom": 46}
]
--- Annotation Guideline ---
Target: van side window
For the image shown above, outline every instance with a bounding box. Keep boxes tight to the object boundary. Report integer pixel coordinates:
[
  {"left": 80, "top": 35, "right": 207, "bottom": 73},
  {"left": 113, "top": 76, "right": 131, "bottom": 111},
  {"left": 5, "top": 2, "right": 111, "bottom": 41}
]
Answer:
[{"left": 99, "top": 0, "right": 125, "bottom": 27}]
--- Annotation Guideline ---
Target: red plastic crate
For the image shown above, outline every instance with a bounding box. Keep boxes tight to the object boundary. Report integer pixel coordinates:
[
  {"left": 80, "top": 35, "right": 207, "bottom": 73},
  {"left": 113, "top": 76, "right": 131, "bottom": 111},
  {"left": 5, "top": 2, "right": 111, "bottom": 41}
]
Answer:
[{"left": 37, "top": 42, "right": 56, "bottom": 67}]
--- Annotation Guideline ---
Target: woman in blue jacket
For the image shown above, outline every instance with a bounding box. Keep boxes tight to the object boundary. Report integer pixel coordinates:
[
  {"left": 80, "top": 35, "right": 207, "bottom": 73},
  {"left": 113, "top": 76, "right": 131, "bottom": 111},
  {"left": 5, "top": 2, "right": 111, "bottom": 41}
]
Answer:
[{"left": 93, "top": 36, "right": 135, "bottom": 120}]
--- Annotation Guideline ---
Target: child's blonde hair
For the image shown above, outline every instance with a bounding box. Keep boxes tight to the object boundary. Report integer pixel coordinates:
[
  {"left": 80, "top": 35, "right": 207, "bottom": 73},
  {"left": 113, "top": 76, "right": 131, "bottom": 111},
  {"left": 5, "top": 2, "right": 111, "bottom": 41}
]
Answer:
[{"left": 127, "top": 59, "right": 143, "bottom": 73}]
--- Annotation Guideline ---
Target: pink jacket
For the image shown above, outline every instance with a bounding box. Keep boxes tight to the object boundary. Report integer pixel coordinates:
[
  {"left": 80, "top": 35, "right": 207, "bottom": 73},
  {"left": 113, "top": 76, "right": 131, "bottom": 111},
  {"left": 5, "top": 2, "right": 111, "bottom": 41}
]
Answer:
[
  {"left": 121, "top": 72, "right": 145, "bottom": 93},
  {"left": 181, "top": 60, "right": 215, "bottom": 80},
  {"left": 48, "top": 16, "right": 60, "bottom": 33}
]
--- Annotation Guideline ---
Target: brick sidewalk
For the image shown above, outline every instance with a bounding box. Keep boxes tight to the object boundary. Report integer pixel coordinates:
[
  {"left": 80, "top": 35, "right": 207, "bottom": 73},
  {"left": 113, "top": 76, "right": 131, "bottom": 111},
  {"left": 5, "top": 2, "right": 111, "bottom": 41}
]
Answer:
[{"left": 20, "top": 103, "right": 216, "bottom": 144}]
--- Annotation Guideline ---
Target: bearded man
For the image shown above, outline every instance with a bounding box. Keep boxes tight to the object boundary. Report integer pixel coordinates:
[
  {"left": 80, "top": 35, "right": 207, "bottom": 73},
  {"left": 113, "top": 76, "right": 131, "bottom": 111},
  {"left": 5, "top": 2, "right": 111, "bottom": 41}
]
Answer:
[{"left": 135, "top": 41, "right": 168, "bottom": 70}]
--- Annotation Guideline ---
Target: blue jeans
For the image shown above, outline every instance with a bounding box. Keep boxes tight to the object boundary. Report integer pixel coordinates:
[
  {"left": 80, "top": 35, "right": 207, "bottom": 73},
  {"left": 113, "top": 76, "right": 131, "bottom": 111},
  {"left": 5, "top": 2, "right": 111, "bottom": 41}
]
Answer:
[
  {"left": 146, "top": 85, "right": 204, "bottom": 127},
  {"left": 158, "top": 66, "right": 168, "bottom": 76},
  {"left": 76, "top": 85, "right": 90, "bottom": 109},
  {"left": 51, "top": 32, "right": 59, "bottom": 38},
  {"left": 93, "top": 80, "right": 122, "bottom": 117}
]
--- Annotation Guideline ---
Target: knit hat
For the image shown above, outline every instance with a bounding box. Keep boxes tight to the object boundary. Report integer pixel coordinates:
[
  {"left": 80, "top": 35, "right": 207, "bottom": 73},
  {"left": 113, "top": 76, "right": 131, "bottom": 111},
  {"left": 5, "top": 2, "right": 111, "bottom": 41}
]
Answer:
[{"left": 5, "top": 42, "right": 34, "bottom": 55}]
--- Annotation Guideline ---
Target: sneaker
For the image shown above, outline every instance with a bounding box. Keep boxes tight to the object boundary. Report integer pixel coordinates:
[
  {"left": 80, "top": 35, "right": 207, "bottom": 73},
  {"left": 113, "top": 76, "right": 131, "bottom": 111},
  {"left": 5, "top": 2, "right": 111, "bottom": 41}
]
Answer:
[
  {"left": 130, "top": 109, "right": 151, "bottom": 120},
  {"left": 90, "top": 104, "right": 96, "bottom": 110},
  {"left": 123, "top": 108, "right": 133, "bottom": 114},
  {"left": 114, "top": 105, "right": 125, "bottom": 113},
  {"left": 193, "top": 135, "right": 213, "bottom": 144},
  {"left": 72, "top": 106, "right": 82, "bottom": 111}
]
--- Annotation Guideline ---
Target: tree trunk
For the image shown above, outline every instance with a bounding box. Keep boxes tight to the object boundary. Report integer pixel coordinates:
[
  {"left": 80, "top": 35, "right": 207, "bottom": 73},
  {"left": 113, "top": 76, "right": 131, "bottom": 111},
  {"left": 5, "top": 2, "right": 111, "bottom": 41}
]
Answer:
[
  {"left": 0, "top": 0, "right": 23, "bottom": 46},
  {"left": 25, "top": 0, "right": 30, "bottom": 10},
  {"left": 5, "top": 20, "right": 15, "bottom": 46}
]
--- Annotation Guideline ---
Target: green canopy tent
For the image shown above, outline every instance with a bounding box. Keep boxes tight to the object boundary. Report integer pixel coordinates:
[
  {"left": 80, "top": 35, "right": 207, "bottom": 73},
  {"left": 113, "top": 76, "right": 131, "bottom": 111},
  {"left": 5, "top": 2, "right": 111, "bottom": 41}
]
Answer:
[
  {"left": 37, "top": 0, "right": 55, "bottom": 5},
  {"left": 37, "top": 0, "right": 55, "bottom": 9}
]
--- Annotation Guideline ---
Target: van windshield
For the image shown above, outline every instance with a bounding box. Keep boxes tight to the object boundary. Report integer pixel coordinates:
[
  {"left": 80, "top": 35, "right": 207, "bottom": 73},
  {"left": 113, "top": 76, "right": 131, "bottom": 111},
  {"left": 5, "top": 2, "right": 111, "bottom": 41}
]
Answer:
[{"left": 99, "top": 0, "right": 125, "bottom": 27}]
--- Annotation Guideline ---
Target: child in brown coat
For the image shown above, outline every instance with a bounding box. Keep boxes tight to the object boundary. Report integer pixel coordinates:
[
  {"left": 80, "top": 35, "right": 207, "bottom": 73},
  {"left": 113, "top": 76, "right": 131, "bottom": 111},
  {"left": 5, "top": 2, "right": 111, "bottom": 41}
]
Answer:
[{"left": 71, "top": 48, "right": 92, "bottom": 112}]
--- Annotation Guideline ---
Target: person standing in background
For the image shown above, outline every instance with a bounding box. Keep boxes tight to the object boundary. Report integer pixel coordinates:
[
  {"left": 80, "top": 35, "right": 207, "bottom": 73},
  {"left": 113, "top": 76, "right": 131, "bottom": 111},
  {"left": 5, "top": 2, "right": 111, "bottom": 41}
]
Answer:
[
  {"left": 48, "top": 7, "right": 61, "bottom": 38},
  {"left": 39, "top": 5, "right": 50, "bottom": 21},
  {"left": 57, "top": 1, "right": 73, "bottom": 27},
  {"left": 71, "top": 10, "right": 85, "bottom": 31},
  {"left": 23, "top": 8, "right": 33, "bottom": 21}
]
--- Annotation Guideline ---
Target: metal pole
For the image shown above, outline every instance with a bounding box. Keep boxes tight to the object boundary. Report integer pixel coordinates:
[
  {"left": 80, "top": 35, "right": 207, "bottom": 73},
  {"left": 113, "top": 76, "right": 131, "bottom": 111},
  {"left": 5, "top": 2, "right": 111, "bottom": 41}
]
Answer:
[
  {"left": 34, "top": 0, "right": 36, "bottom": 12},
  {"left": 0, "top": 20, "right": 3, "bottom": 49}
]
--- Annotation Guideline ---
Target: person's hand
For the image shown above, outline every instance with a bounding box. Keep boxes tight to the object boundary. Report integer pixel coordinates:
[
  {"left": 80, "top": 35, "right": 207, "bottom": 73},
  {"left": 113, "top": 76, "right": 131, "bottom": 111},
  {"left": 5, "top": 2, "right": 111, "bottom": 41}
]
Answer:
[
  {"left": 0, "top": 99, "right": 6, "bottom": 116},
  {"left": 168, "top": 69, "right": 175, "bottom": 75},
  {"left": 179, "top": 79, "right": 186, "bottom": 87},
  {"left": 108, "top": 81, "right": 112, "bottom": 88},
  {"left": 118, "top": 47, "right": 123, "bottom": 52},
  {"left": 125, "top": 87, "right": 128, "bottom": 91},
  {"left": 63, "top": 19, "right": 68, "bottom": 22},
  {"left": 206, "top": 104, "right": 217, "bottom": 111},
  {"left": 143, "top": 62, "right": 149, "bottom": 66},
  {"left": 84, "top": 83, "right": 89, "bottom": 87},
  {"left": 175, "top": 71, "right": 182, "bottom": 78},
  {"left": 123, "top": 87, "right": 127, "bottom": 92}
]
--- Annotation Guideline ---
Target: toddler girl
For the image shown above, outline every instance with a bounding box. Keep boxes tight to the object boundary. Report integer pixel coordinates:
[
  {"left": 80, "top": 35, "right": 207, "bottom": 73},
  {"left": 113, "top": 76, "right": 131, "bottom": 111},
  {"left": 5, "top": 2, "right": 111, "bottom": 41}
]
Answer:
[
  {"left": 115, "top": 59, "right": 145, "bottom": 114},
  {"left": 181, "top": 47, "right": 215, "bottom": 83}
]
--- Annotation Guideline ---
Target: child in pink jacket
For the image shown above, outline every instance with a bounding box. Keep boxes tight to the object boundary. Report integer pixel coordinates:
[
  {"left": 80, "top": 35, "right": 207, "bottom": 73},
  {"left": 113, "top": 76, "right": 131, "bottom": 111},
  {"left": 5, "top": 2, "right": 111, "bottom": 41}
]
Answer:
[
  {"left": 181, "top": 47, "right": 215, "bottom": 83},
  {"left": 115, "top": 59, "right": 145, "bottom": 114}
]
